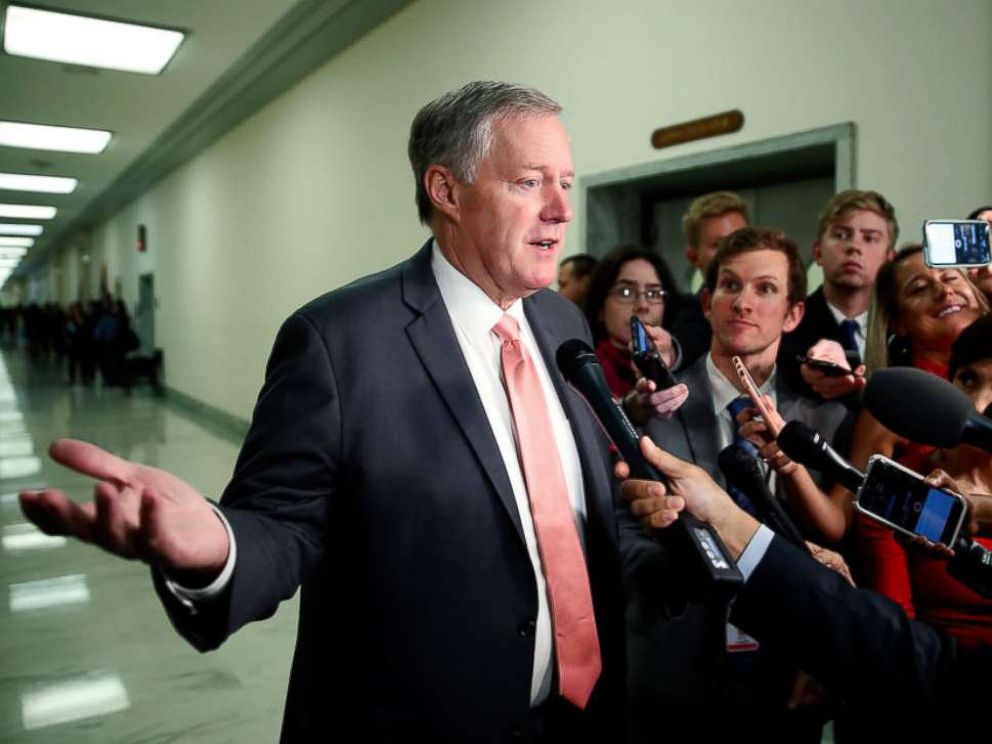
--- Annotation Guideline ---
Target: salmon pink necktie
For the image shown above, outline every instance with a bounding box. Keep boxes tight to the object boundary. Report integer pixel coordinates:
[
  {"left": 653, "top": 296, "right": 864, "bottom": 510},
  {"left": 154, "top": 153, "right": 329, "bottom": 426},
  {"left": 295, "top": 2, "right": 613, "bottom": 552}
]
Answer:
[{"left": 492, "top": 313, "right": 601, "bottom": 710}]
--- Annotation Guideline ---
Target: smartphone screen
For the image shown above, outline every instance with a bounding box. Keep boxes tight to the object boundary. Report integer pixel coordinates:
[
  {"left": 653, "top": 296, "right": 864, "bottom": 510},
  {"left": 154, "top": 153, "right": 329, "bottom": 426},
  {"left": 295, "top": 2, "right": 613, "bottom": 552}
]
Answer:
[
  {"left": 856, "top": 457, "right": 966, "bottom": 545},
  {"left": 630, "top": 316, "right": 651, "bottom": 354},
  {"left": 924, "top": 220, "right": 992, "bottom": 267}
]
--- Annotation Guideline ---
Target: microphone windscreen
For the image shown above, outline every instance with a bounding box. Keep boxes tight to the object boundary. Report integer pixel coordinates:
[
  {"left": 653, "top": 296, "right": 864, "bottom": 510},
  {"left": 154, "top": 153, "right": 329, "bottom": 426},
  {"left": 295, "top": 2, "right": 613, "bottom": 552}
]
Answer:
[
  {"left": 556, "top": 338, "right": 598, "bottom": 382},
  {"left": 864, "top": 367, "right": 973, "bottom": 447},
  {"left": 717, "top": 443, "right": 762, "bottom": 484},
  {"left": 776, "top": 421, "right": 821, "bottom": 466}
]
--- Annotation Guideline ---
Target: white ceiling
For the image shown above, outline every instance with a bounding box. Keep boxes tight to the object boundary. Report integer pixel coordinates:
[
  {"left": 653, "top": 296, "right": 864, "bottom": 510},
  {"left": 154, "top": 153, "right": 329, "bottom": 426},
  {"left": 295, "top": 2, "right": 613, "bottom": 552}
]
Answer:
[{"left": 0, "top": 0, "right": 411, "bottom": 272}]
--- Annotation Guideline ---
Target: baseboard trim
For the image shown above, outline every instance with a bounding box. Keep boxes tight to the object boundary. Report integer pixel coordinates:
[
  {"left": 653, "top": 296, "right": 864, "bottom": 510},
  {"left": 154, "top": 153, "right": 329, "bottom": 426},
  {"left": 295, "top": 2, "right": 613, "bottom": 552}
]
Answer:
[{"left": 163, "top": 386, "right": 250, "bottom": 445}]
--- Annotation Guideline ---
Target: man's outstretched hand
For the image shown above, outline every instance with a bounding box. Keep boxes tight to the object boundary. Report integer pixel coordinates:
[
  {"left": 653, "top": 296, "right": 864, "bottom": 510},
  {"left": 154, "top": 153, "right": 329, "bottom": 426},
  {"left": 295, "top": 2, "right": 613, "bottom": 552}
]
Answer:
[{"left": 19, "top": 439, "right": 229, "bottom": 581}]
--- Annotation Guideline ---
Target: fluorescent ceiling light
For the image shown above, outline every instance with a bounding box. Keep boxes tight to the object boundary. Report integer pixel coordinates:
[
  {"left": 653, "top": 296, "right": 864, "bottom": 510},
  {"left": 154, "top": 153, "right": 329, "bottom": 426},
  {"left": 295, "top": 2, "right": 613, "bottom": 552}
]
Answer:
[
  {"left": 0, "top": 237, "right": 33, "bottom": 248},
  {"left": 0, "top": 250, "right": 28, "bottom": 260},
  {"left": 0, "top": 258, "right": 21, "bottom": 267},
  {"left": 0, "top": 204, "right": 56, "bottom": 219},
  {"left": 0, "top": 121, "right": 111, "bottom": 154},
  {"left": 10, "top": 574, "right": 89, "bottom": 612},
  {"left": 4, "top": 5, "right": 185, "bottom": 75},
  {"left": 0, "top": 172, "right": 77, "bottom": 194},
  {"left": 0, "top": 223, "right": 42, "bottom": 236}
]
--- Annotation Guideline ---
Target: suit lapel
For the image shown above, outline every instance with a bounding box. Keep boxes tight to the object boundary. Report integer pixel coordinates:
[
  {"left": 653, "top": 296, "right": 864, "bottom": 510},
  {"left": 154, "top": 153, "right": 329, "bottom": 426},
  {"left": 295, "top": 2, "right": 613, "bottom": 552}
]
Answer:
[
  {"left": 677, "top": 359, "right": 723, "bottom": 483},
  {"left": 401, "top": 243, "right": 525, "bottom": 543}
]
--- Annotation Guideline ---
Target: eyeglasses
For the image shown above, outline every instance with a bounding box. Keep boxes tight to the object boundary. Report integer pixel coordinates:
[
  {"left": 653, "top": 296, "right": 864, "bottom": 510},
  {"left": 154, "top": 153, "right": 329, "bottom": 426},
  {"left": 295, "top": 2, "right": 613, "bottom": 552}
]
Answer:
[{"left": 608, "top": 283, "right": 667, "bottom": 304}]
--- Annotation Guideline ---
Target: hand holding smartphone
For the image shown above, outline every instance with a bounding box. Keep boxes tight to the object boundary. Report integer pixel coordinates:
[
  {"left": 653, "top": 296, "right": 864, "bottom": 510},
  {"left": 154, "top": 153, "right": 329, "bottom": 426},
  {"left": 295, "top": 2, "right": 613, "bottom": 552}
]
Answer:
[
  {"left": 731, "top": 355, "right": 780, "bottom": 437},
  {"left": 855, "top": 455, "right": 968, "bottom": 548},
  {"left": 630, "top": 316, "right": 678, "bottom": 390}
]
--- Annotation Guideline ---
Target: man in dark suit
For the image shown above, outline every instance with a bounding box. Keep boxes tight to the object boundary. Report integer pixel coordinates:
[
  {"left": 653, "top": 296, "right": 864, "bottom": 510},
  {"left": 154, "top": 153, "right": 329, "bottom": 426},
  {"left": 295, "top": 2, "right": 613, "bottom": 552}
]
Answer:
[
  {"left": 625, "top": 226, "right": 849, "bottom": 742},
  {"left": 18, "top": 82, "right": 624, "bottom": 743},
  {"left": 668, "top": 191, "right": 749, "bottom": 366},
  {"left": 778, "top": 189, "right": 898, "bottom": 405},
  {"left": 621, "top": 438, "right": 991, "bottom": 738}
]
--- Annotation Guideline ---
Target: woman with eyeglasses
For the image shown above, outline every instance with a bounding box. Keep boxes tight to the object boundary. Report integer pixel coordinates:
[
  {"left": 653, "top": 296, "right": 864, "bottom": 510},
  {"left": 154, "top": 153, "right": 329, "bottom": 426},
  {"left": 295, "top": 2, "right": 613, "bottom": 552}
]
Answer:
[{"left": 583, "top": 245, "right": 689, "bottom": 420}]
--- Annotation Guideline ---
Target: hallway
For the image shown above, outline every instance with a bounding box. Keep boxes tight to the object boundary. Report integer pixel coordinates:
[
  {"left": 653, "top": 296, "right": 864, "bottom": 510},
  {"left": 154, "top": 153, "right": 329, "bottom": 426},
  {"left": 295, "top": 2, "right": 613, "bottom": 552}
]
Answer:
[{"left": 0, "top": 346, "right": 298, "bottom": 743}]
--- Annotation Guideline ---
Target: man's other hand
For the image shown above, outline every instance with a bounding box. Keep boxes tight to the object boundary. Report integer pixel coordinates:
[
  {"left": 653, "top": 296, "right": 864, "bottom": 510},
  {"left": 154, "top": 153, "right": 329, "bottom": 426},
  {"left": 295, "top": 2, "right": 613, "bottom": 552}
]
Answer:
[{"left": 19, "top": 439, "right": 229, "bottom": 580}]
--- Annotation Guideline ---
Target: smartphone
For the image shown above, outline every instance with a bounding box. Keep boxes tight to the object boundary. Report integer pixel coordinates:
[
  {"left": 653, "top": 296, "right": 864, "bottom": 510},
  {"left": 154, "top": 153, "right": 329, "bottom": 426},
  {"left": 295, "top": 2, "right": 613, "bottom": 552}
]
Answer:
[
  {"left": 855, "top": 455, "right": 968, "bottom": 547},
  {"left": 795, "top": 355, "right": 852, "bottom": 377},
  {"left": 629, "top": 316, "right": 678, "bottom": 390},
  {"left": 731, "top": 355, "right": 779, "bottom": 436},
  {"left": 923, "top": 219, "right": 992, "bottom": 268}
]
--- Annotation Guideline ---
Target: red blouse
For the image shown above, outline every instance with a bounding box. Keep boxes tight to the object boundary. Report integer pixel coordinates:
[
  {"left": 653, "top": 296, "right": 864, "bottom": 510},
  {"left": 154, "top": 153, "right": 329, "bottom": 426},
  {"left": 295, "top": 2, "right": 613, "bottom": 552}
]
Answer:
[{"left": 595, "top": 338, "right": 636, "bottom": 400}]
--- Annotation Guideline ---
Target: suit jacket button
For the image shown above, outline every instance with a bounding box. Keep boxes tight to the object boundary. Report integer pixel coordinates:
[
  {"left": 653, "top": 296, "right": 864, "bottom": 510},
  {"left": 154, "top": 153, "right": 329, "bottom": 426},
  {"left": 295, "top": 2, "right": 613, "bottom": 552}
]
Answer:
[{"left": 518, "top": 619, "right": 536, "bottom": 637}]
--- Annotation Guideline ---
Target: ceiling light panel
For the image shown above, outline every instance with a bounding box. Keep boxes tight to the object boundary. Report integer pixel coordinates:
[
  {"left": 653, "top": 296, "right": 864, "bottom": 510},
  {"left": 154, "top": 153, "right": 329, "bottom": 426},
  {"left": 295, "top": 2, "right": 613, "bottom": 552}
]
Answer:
[
  {"left": 0, "top": 223, "right": 42, "bottom": 236},
  {"left": 0, "top": 237, "right": 32, "bottom": 248},
  {"left": 0, "top": 205, "right": 56, "bottom": 219},
  {"left": 3, "top": 5, "right": 185, "bottom": 75},
  {"left": 0, "top": 121, "right": 111, "bottom": 154},
  {"left": 0, "top": 250, "right": 28, "bottom": 260},
  {"left": 0, "top": 172, "right": 77, "bottom": 194}
]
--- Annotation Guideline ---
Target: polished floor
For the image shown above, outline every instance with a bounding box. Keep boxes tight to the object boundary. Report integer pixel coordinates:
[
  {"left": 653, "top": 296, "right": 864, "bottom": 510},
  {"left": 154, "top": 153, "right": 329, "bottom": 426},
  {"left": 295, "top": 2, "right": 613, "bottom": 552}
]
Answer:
[{"left": 0, "top": 345, "right": 298, "bottom": 743}]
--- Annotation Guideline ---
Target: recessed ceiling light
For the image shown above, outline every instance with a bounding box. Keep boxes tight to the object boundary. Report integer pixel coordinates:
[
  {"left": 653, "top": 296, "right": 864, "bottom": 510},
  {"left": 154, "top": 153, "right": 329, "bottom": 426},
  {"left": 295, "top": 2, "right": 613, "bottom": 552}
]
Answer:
[
  {"left": 0, "top": 172, "right": 77, "bottom": 194},
  {"left": 3, "top": 5, "right": 185, "bottom": 75},
  {"left": 0, "top": 250, "right": 27, "bottom": 261},
  {"left": 0, "top": 121, "right": 111, "bottom": 154},
  {"left": 0, "top": 223, "right": 42, "bottom": 236},
  {"left": 0, "top": 204, "right": 56, "bottom": 219},
  {"left": 0, "top": 237, "right": 32, "bottom": 248}
]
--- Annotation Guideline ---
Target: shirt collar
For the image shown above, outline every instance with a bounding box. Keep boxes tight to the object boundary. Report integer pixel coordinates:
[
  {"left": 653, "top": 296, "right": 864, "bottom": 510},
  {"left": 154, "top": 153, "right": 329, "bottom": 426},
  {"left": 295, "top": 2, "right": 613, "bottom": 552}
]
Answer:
[{"left": 431, "top": 240, "right": 525, "bottom": 343}]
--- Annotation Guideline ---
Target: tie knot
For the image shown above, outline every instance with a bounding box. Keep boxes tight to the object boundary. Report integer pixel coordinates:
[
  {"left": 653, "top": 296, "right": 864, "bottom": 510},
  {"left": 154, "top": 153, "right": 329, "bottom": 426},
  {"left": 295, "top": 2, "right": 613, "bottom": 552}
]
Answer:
[
  {"left": 840, "top": 319, "right": 859, "bottom": 333},
  {"left": 493, "top": 314, "right": 521, "bottom": 344},
  {"left": 727, "top": 395, "right": 753, "bottom": 421}
]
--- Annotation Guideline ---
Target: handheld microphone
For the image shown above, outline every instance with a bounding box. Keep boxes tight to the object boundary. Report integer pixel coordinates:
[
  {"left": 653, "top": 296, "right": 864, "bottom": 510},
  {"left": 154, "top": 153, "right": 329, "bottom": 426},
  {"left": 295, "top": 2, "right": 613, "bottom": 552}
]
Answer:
[
  {"left": 776, "top": 421, "right": 865, "bottom": 492},
  {"left": 777, "top": 420, "right": 992, "bottom": 599},
  {"left": 864, "top": 367, "right": 992, "bottom": 453},
  {"left": 717, "top": 444, "right": 809, "bottom": 553},
  {"left": 556, "top": 339, "right": 742, "bottom": 600}
]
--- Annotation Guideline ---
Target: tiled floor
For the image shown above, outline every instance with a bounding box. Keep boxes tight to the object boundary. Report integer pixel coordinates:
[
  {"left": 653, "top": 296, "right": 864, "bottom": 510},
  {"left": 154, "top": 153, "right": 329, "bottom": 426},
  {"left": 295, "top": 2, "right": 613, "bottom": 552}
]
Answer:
[{"left": 0, "top": 345, "right": 298, "bottom": 743}]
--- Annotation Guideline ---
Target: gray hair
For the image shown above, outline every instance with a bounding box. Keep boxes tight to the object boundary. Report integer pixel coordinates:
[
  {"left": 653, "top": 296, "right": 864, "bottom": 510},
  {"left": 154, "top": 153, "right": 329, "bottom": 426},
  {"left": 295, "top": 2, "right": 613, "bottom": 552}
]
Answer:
[{"left": 407, "top": 81, "right": 562, "bottom": 225}]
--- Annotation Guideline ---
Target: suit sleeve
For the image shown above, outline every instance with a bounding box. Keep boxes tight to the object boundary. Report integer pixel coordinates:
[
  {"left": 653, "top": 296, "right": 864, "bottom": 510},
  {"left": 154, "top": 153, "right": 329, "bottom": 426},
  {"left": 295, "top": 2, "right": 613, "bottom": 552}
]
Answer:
[
  {"left": 731, "top": 536, "right": 957, "bottom": 722},
  {"left": 154, "top": 312, "right": 341, "bottom": 650}
]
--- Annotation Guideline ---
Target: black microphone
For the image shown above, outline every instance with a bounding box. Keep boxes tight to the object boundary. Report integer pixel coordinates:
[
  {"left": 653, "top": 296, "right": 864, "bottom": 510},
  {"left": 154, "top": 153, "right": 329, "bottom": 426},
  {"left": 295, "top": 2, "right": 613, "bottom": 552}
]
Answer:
[
  {"left": 864, "top": 367, "right": 992, "bottom": 452},
  {"left": 717, "top": 444, "right": 809, "bottom": 553},
  {"left": 556, "top": 339, "right": 742, "bottom": 600},
  {"left": 777, "top": 420, "right": 865, "bottom": 492}
]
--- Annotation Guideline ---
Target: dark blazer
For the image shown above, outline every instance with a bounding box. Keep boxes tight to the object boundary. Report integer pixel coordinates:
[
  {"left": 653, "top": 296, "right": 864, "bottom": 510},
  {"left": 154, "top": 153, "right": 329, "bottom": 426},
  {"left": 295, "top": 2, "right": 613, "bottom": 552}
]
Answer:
[
  {"left": 733, "top": 535, "right": 992, "bottom": 738},
  {"left": 778, "top": 287, "right": 861, "bottom": 406},
  {"left": 621, "top": 355, "right": 851, "bottom": 741},
  {"left": 154, "top": 242, "right": 625, "bottom": 743}
]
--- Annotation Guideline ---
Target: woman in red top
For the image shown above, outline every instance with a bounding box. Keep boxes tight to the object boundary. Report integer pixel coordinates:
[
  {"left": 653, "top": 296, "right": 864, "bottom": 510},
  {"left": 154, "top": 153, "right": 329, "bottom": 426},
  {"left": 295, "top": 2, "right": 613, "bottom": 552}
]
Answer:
[
  {"left": 582, "top": 246, "right": 688, "bottom": 418},
  {"left": 850, "top": 248, "right": 992, "bottom": 645}
]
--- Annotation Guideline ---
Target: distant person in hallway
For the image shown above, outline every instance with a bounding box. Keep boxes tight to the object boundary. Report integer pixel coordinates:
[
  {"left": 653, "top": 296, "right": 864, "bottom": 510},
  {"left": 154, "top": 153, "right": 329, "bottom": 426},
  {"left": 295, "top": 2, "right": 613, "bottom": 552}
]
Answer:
[
  {"left": 557, "top": 253, "right": 597, "bottom": 308},
  {"left": 668, "top": 191, "right": 749, "bottom": 366},
  {"left": 19, "top": 81, "right": 626, "bottom": 743},
  {"left": 778, "top": 189, "right": 899, "bottom": 408}
]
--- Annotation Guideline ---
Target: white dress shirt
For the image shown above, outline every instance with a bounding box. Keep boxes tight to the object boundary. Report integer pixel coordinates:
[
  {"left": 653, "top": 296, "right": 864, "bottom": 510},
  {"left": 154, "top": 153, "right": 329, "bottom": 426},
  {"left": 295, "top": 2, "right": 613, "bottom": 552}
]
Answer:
[{"left": 432, "top": 242, "right": 587, "bottom": 705}]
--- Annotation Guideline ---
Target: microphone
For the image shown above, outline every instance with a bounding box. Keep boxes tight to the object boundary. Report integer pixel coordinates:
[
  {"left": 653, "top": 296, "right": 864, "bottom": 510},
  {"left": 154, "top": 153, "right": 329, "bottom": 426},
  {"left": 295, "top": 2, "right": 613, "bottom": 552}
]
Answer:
[
  {"left": 777, "top": 421, "right": 865, "bottom": 492},
  {"left": 717, "top": 444, "right": 809, "bottom": 553},
  {"left": 864, "top": 367, "right": 992, "bottom": 452},
  {"left": 556, "top": 339, "right": 742, "bottom": 600}
]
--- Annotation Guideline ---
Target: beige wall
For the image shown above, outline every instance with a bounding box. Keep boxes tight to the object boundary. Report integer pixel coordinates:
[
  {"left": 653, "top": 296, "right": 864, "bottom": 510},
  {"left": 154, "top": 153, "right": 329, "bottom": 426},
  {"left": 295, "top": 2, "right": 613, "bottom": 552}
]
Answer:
[{"left": 34, "top": 0, "right": 992, "bottom": 418}]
